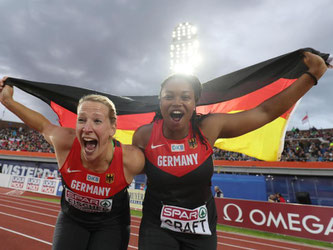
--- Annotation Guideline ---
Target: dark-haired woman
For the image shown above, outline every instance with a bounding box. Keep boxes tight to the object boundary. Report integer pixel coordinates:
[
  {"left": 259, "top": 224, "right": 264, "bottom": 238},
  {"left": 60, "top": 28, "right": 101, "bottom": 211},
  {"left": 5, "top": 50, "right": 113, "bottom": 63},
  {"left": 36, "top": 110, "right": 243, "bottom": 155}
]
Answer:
[{"left": 132, "top": 52, "right": 327, "bottom": 249}]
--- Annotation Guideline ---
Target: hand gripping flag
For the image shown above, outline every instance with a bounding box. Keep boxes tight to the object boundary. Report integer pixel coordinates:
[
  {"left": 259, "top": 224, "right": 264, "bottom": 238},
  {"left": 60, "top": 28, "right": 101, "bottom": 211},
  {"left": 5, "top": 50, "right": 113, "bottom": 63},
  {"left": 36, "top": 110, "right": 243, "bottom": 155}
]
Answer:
[{"left": 5, "top": 48, "right": 330, "bottom": 161}]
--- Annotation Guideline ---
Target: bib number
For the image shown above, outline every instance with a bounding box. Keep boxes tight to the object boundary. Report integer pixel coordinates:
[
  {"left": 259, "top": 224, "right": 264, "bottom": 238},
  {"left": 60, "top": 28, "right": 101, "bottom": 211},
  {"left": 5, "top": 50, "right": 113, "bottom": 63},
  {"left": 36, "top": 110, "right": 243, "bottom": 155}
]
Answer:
[{"left": 160, "top": 204, "right": 211, "bottom": 235}]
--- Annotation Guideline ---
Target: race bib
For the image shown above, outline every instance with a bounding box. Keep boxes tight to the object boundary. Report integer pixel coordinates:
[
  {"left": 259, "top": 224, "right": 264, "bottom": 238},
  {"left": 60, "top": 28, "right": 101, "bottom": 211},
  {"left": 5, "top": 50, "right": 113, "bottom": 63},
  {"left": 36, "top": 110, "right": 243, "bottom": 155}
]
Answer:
[
  {"left": 65, "top": 187, "right": 113, "bottom": 213},
  {"left": 160, "top": 204, "right": 211, "bottom": 235}
]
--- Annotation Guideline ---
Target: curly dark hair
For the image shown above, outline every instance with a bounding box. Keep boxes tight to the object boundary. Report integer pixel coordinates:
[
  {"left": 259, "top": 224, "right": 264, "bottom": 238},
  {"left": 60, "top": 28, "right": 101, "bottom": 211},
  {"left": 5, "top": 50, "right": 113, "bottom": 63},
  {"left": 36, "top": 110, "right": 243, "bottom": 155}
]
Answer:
[{"left": 152, "top": 74, "right": 209, "bottom": 147}]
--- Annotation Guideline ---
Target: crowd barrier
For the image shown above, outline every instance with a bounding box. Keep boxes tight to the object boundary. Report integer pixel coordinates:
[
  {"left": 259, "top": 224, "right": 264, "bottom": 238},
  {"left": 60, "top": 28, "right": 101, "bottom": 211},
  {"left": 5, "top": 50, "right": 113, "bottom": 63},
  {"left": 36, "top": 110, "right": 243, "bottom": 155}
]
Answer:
[
  {"left": 0, "top": 173, "right": 144, "bottom": 210},
  {"left": 0, "top": 173, "right": 62, "bottom": 196},
  {"left": 215, "top": 197, "right": 333, "bottom": 243}
]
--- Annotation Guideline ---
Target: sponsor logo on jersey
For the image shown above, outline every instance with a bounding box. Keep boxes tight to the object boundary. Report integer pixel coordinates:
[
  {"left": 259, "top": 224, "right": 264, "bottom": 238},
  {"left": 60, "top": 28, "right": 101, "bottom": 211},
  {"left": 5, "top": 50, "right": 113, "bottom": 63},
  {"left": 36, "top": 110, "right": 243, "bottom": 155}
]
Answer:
[
  {"left": 67, "top": 167, "right": 81, "bottom": 173},
  {"left": 160, "top": 204, "right": 211, "bottom": 235},
  {"left": 171, "top": 144, "right": 185, "bottom": 152},
  {"left": 106, "top": 173, "right": 114, "bottom": 184},
  {"left": 65, "top": 188, "right": 113, "bottom": 213},
  {"left": 188, "top": 138, "right": 198, "bottom": 149},
  {"left": 86, "top": 174, "right": 100, "bottom": 183},
  {"left": 151, "top": 144, "right": 165, "bottom": 149}
]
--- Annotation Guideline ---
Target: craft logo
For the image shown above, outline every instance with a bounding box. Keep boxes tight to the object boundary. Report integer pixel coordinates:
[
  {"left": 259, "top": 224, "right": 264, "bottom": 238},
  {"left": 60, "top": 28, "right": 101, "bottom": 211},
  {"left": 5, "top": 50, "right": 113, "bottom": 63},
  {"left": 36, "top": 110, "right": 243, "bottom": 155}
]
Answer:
[
  {"left": 87, "top": 174, "right": 100, "bottom": 183},
  {"left": 171, "top": 144, "right": 185, "bottom": 152},
  {"left": 188, "top": 138, "right": 197, "bottom": 149},
  {"left": 106, "top": 173, "right": 114, "bottom": 184}
]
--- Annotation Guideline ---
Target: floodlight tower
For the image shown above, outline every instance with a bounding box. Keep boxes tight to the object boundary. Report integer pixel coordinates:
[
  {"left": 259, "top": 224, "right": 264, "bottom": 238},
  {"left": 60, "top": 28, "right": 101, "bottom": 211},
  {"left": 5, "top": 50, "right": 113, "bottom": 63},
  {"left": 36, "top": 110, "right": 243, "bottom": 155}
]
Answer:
[{"left": 170, "top": 22, "right": 201, "bottom": 75}]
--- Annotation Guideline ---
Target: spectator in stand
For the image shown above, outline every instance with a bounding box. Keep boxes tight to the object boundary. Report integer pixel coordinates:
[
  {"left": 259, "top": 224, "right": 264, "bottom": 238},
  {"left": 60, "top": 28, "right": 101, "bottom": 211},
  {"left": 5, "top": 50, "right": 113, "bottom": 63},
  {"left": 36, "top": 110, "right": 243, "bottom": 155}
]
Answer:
[
  {"left": 214, "top": 186, "right": 224, "bottom": 198},
  {"left": 276, "top": 193, "right": 286, "bottom": 203},
  {"left": 268, "top": 194, "right": 277, "bottom": 202}
]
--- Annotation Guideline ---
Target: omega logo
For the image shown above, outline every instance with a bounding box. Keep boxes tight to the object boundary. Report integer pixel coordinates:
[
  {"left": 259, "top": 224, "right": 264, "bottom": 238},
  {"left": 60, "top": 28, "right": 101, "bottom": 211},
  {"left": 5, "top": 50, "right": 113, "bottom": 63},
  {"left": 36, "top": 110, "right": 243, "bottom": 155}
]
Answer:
[{"left": 223, "top": 203, "right": 243, "bottom": 223}]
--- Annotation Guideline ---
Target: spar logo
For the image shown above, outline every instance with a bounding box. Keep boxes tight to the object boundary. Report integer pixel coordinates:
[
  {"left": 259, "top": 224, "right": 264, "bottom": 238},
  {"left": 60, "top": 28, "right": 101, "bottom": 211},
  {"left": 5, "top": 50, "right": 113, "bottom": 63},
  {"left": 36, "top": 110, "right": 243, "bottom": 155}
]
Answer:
[
  {"left": 222, "top": 203, "right": 333, "bottom": 236},
  {"left": 199, "top": 207, "right": 207, "bottom": 219},
  {"left": 162, "top": 206, "right": 198, "bottom": 220}
]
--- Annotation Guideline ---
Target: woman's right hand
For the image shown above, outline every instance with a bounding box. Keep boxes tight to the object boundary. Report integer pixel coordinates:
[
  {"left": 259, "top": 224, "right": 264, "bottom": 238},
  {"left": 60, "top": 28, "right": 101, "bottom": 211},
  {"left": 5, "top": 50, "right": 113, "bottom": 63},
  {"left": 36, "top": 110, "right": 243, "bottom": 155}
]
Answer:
[{"left": 0, "top": 76, "right": 14, "bottom": 105}]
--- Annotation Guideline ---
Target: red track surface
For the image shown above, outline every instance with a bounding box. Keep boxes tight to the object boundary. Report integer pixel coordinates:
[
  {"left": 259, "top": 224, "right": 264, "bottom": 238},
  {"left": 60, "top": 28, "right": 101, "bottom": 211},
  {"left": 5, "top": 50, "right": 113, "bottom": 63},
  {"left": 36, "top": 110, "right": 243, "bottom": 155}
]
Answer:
[{"left": 0, "top": 187, "right": 324, "bottom": 250}]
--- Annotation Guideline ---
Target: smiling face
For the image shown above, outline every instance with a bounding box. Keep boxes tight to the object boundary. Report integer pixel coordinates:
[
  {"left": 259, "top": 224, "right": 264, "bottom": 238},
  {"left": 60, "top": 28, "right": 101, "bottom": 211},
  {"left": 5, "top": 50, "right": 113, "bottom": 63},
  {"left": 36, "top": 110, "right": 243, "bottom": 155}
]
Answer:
[
  {"left": 76, "top": 100, "right": 116, "bottom": 163},
  {"left": 160, "top": 78, "right": 196, "bottom": 139}
]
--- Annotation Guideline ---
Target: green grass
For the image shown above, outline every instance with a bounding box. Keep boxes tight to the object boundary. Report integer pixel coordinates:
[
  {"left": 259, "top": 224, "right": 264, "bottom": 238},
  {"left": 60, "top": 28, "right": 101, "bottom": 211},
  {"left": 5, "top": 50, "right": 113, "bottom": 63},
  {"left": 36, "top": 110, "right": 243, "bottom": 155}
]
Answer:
[
  {"left": 22, "top": 195, "right": 60, "bottom": 204},
  {"left": 216, "top": 224, "right": 333, "bottom": 249},
  {"left": 23, "top": 197, "right": 332, "bottom": 249}
]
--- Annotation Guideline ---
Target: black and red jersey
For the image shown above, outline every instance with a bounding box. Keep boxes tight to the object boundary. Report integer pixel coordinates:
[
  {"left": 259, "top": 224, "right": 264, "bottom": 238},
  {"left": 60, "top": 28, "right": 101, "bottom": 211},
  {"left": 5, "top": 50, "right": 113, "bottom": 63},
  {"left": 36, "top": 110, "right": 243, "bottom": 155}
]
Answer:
[
  {"left": 59, "top": 138, "right": 130, "bottom": 229},
  {"left": 143, "top": 119, "right": 217, "bottom": 232}
]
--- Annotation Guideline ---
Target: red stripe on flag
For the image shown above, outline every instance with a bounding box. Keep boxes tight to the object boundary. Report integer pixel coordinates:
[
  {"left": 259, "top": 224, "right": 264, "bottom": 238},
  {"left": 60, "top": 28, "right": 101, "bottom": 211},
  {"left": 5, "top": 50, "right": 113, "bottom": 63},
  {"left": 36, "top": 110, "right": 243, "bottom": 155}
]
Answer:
[
  {"left": 198, "top": 78, "right": 296, "bottom": 119},
  {"left": 51, "top": 101, "right": 77, "bottom": 128}
]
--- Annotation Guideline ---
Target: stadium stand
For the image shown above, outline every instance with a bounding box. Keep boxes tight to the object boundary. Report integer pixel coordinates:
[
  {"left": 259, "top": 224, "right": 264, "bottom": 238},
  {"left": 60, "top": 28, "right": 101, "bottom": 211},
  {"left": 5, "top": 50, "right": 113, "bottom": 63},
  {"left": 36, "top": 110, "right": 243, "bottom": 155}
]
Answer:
[
  {"left": 213, "top": 127, "right": 333, "bottom": 162},
  {"left": 1, "top": 120, "right": 333, "bottom": 161}
]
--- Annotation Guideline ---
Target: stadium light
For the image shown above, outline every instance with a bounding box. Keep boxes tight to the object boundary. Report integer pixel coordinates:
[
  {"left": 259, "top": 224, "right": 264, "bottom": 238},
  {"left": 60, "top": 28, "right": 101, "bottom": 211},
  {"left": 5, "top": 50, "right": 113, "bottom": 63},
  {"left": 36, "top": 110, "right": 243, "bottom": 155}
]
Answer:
[{"left": 170, "top": 22, "right": 201, "bottom": 75}]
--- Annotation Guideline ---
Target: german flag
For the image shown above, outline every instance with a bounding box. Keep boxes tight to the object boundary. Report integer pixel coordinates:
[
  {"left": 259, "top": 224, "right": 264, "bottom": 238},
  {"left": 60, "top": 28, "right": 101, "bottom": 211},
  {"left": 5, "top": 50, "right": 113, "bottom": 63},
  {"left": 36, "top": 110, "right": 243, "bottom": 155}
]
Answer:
[{"left": 6, "top": 48, "right": 329, "bottom": 161}]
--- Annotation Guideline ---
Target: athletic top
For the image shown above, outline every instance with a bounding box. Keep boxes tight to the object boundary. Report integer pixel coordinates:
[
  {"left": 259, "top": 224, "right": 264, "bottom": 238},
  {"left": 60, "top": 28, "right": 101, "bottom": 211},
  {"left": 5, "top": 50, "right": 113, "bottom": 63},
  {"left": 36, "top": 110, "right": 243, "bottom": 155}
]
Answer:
[
  {"left": 143, "top": 119, "right": 217, "bottom": 234},
  {"left": 59, "top": 138, "right": 130, "bottom": 229}
]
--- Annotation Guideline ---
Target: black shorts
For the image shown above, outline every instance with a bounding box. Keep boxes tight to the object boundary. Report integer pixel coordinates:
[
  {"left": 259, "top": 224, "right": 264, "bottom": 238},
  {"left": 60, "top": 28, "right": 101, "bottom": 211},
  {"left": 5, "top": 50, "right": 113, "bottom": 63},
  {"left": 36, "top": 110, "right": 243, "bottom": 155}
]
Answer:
[
  {"left": 138, "top": 218, "right": 217, "bottom": 250},
  {"left": 52, "top": 211, "right": 130, "bottom": 250}
]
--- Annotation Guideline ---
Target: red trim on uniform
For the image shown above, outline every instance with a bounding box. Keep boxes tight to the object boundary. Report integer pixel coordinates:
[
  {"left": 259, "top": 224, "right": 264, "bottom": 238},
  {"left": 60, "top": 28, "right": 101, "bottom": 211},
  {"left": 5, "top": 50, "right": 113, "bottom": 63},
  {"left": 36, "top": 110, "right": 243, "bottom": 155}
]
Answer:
[
  {"left": 60, "top": 138, "right": 128, "bottom": 198},
  {"left": 145, "top": 120, "right": 213, "bottom": 177}
]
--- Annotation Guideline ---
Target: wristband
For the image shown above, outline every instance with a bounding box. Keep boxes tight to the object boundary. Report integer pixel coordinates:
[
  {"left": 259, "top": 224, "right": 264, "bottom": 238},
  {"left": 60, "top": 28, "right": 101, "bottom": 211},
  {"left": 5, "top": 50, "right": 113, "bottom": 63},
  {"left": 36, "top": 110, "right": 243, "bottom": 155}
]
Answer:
[{"left": 304, "top": 72, "right": 318, "bottom": 85}]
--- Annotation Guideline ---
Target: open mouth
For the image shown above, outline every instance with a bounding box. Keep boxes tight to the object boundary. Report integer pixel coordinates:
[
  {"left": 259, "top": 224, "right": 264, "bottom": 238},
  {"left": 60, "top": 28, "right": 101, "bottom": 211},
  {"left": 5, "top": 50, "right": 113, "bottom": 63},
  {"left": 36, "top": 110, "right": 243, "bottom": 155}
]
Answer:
[
  {"left": 83, "top": 138, "right": 98, "bottom": 152},
  {"left": 170, "top": 110, "right": 184, "bottom": 122}
]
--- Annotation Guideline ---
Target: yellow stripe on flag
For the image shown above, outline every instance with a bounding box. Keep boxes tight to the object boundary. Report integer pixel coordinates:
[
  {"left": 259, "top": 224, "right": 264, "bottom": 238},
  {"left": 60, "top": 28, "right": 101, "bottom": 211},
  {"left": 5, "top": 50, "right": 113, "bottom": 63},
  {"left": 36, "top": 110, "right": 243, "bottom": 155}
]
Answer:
[
  {"left": 214, "top": 116, "right": 288, "bottom": 161},
  {"left": 114, "top": 129, "right": 135, "bottom": 144}
]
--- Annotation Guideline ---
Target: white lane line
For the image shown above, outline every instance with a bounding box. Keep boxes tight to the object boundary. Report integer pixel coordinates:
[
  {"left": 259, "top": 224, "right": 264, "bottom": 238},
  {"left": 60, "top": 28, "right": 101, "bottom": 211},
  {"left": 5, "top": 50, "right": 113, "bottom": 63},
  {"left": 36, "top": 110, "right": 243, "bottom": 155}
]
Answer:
[
  {"left": 128, "top": 245, "right": 138, "bottom": 249},
  {"left": 0, "top": 204, "right": 58, "bottom": 218},
  {"left": 218, "top": 242, "right": 255, "bottom": 249},
  {"left": 218, "top": 235, "right": 298, "bottom": 250},
  {"left": 0, "top": 211, "right": 55, "bottom": 227},
  {"left": 0, "top": 193, "right": 60, "bottom": 208},
  {"left": 0, "top": 226, "right": 52, "bottom": 246},
  {"left": 0, "top": 198, "right": 60, "bottom": 212}
]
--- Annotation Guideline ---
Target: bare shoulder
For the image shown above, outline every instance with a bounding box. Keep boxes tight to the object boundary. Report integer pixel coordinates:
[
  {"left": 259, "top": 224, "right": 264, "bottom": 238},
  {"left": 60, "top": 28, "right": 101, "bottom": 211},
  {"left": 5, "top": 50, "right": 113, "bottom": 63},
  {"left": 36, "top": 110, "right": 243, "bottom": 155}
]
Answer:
[
  {"left": 46, "top": 125, "right": 76, "bottom": 151},
  {"left": 199, "top": 113, "right": 229, "bottom": 144},
  {"left": 132, "top": 123, "right": 153, "bottom": 149},
  {"left": 122, "top": 144, "right": 145, "bottom": 175},
  {"left": 122, "top": 144, "right": 143, "bottom": 156}
]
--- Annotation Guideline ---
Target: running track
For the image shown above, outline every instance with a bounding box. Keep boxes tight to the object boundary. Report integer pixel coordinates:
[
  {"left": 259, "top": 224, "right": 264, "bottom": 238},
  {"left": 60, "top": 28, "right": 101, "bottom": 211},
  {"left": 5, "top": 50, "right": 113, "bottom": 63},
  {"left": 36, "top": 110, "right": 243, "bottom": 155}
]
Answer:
[{"left": 0, "top": 188, "right": 324, "bottom": 250}]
